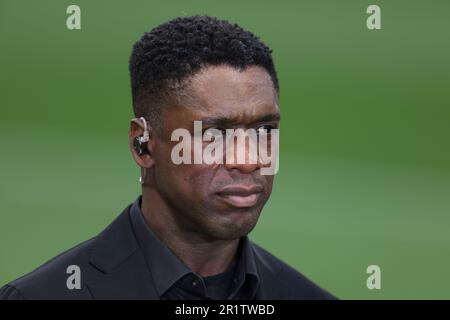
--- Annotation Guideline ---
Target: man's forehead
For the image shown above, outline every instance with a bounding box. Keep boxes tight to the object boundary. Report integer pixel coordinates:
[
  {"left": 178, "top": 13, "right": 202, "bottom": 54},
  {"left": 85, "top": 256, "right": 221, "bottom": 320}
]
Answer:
[{"left": 184, "top": 65, "right": 278, "bottom": 114}]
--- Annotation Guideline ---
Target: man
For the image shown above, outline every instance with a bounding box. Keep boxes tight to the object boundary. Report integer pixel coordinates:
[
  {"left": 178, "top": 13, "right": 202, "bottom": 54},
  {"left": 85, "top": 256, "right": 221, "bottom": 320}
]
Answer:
[{"left": 0, "top": 15, "right": 335, "bottom": 300}]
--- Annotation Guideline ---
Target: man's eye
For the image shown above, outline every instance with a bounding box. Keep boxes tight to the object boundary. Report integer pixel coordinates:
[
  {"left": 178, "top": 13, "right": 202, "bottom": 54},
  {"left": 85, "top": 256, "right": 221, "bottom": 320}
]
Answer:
[
  {"left": 257, "top": 125, "right": 274, "bottom": 135},
  {"left": 203, "top": 128, "right": 226, "bottom": 138}
]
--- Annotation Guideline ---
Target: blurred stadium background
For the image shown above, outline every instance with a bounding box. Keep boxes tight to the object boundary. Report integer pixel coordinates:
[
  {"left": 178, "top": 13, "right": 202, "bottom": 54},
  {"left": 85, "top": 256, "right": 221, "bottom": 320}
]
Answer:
[{"left": 1, "top": 0, "right": 449, "bottom": 298}]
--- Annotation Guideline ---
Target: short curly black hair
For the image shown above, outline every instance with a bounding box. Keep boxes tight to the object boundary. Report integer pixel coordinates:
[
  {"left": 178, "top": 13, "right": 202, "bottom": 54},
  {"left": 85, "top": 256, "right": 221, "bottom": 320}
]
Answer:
[{"left": 129, "top": 15, "right": 279, "bottom": 129}]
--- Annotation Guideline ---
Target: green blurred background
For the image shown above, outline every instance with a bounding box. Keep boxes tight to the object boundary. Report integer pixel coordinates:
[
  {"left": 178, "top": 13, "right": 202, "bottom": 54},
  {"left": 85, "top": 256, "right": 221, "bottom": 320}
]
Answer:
[{"left": 1, "top": 0, "right": 449, "bottom": 299}]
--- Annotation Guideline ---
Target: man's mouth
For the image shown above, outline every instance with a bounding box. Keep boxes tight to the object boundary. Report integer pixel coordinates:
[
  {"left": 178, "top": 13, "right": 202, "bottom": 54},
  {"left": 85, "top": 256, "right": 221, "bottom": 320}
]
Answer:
[{"left": 216, "top": 185, "right": 263, "bottom": 208}]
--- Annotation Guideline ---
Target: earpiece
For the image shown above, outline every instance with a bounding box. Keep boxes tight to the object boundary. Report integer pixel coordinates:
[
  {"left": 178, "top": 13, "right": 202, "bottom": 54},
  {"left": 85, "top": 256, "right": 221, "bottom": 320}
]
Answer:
[{"left": 134, "top": 117, "right": 150, "bottom": 155}]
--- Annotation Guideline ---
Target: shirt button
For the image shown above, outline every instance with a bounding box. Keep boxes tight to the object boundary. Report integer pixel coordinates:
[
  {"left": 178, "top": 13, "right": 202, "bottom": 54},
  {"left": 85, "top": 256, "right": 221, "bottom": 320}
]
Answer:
[{"left": 192, "top": 280, "right": 199, "bottom": 287}]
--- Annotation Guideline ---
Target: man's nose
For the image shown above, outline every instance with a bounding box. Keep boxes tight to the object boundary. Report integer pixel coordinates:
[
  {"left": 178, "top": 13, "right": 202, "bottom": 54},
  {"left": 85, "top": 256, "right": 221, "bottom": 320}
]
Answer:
[{"left": 224, "top": 136, "right": 261, "bottom": 173}]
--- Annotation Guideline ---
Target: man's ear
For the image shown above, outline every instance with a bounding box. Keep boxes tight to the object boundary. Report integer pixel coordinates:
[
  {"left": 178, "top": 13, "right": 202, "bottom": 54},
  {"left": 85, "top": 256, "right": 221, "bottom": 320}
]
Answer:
[{"left": 129, "top": 118, "right": 155, "bottom": 169}]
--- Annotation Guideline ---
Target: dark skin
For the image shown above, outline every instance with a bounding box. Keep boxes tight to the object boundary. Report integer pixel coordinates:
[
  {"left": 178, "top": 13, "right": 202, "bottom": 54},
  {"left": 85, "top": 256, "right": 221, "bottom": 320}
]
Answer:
[{"left": 129, "top": 65, "right": 280, "bottom": 277}]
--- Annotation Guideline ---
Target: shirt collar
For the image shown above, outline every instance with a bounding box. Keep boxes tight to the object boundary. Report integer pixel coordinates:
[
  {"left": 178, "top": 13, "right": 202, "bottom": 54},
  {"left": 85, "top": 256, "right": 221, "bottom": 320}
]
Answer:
[
  {"left": 229, "top": 236, "right": 260, "bottom": 299},
  {"left": 129, "top": 196, "right": 260, "bottom": 298},
  {"left": 129, "top": 196, "right": 191, "bottom": 296}
]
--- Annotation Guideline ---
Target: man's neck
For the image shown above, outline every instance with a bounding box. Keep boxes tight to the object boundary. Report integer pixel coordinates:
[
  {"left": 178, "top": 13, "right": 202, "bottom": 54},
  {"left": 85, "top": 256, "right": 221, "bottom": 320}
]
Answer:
[{"left": 141, "top": 189, "right": 240, "bottom": 277}]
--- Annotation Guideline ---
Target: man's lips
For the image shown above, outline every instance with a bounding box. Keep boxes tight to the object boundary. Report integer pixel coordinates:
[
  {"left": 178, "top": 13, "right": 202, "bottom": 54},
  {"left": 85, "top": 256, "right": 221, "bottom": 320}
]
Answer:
[{"left": 216, "top": 185, "right": 263, "bottom": 208}]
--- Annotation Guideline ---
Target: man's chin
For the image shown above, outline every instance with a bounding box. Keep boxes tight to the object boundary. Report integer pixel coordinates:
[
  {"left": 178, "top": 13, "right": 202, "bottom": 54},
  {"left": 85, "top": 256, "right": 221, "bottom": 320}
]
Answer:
[{"left": 206, "top": 211, "right": 260, "bottom": 240}]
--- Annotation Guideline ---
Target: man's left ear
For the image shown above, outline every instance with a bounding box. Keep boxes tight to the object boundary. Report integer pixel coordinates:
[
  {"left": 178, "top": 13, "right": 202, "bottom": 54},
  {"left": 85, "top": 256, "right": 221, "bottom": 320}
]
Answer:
[{"left": 129, "top": 117, "right": 155, "bottom": 169}]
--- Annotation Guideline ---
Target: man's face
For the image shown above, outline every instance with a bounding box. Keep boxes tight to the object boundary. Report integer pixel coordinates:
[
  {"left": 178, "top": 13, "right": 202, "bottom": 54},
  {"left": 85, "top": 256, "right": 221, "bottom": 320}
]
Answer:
[{"left": 152, "top": 65, "right": 280, "bottom": 241}]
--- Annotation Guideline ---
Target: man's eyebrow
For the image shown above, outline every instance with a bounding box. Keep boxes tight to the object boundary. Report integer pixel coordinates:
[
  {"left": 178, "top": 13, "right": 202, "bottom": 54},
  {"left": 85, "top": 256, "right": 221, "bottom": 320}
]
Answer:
[
  {"left": 255, "top": 113, "right": 281, "bottom": 123},
  {"left": 199, "top": 112, "right": 281, "bottom": 126}
]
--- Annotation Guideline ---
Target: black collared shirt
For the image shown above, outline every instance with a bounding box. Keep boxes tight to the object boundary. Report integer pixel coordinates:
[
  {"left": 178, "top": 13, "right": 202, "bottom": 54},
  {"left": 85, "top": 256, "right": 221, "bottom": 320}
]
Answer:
[
  {"left": 129, "top": 197, "right": 260, "bottom": 300},
  {"left": 1, "top": 196, "right": 337, "bottom": 300}
]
